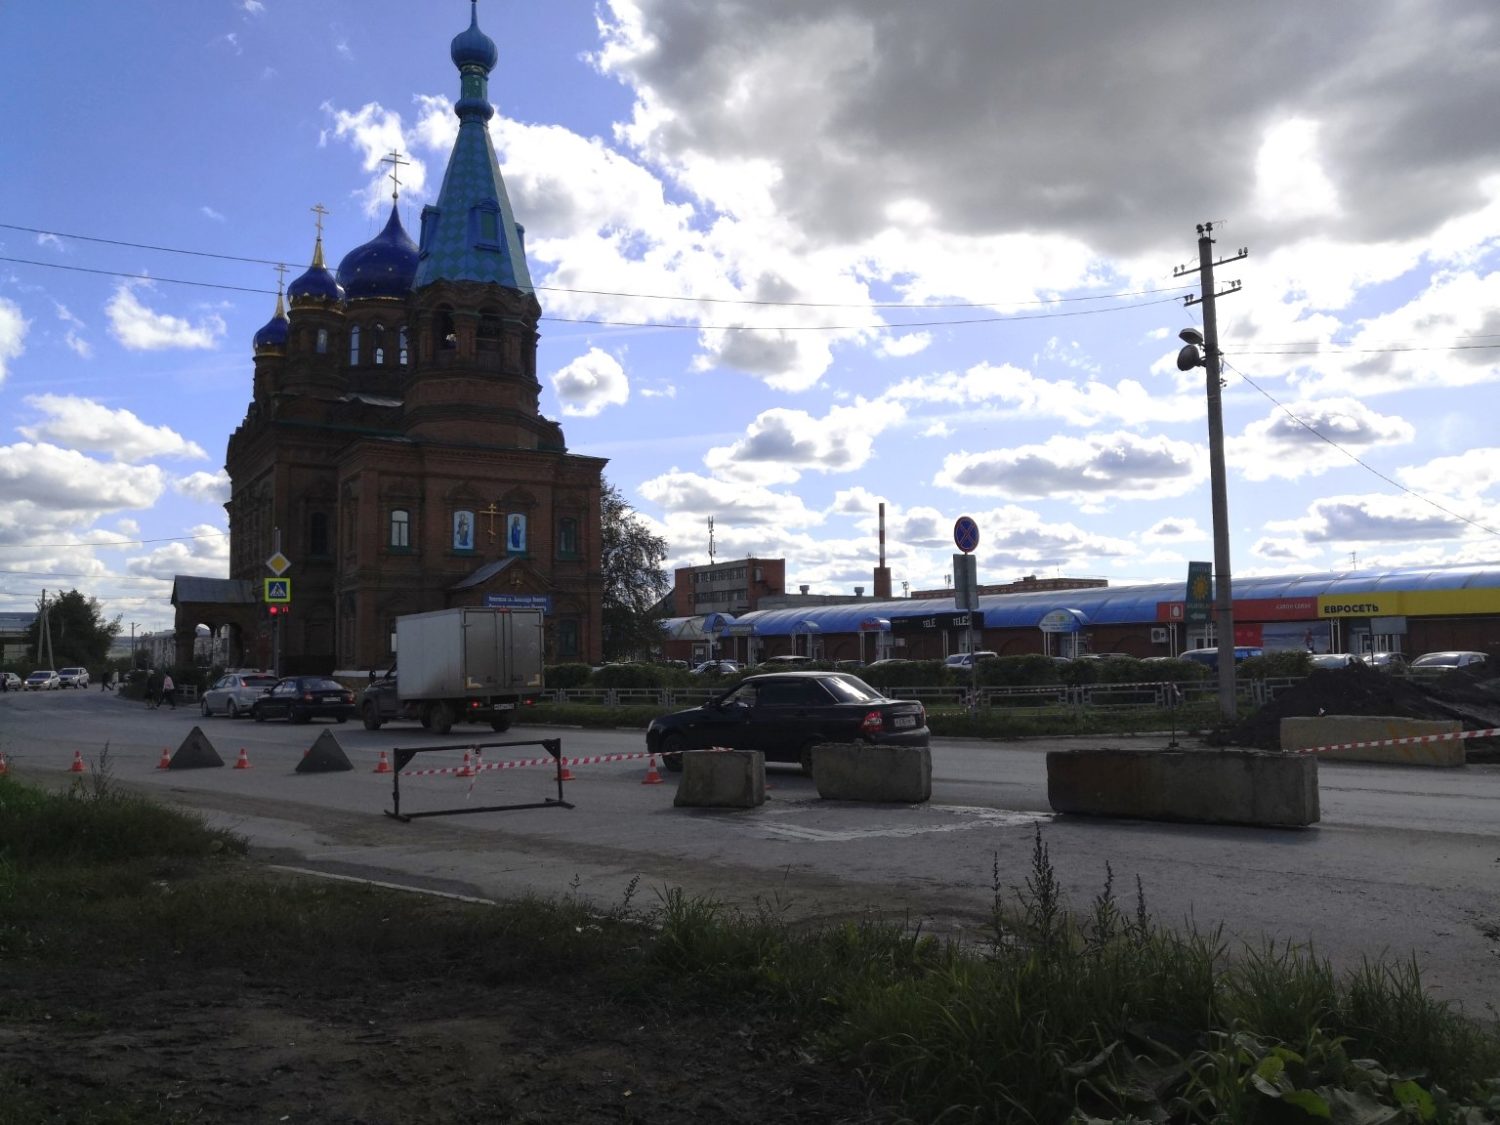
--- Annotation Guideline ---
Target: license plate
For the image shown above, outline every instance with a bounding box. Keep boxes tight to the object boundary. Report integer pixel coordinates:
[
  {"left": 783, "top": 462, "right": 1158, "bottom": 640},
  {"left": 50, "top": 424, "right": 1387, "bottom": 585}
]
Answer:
[{"left": 894, "top": 715, "right": 916, "bottom": 729}]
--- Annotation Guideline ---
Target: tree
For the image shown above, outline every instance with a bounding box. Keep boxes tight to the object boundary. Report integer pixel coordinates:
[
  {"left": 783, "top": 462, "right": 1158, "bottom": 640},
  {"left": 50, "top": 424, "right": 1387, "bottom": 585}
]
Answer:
[
  {"left": 26, "top": 589, "right": 121, "bottom": 668},
  {"left": 600, "top": 483, "right": 670, "bottom": 661}
]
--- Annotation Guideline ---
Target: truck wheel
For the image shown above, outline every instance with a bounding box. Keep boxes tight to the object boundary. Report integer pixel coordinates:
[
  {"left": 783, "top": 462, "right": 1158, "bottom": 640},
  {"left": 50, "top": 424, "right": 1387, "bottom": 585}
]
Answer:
[
  {"left": 489, "top": 712, "right": 513, "bottom": 733},
  {"left": 428, "top": 702, "right": 455, "bottom": 735},
  {"left": 362, "top": 702, "right": 383, "bottom": 731}
]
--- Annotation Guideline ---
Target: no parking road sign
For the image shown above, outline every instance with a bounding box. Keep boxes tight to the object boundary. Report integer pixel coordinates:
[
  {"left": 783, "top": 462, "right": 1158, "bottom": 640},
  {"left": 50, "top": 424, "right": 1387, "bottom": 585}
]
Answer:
[{"left": 953, "top": 515, "right": 980, "bottom": 553}]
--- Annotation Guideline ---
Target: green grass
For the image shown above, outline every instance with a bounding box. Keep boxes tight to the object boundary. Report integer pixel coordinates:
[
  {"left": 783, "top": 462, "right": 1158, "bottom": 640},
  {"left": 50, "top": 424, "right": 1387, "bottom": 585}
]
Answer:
[{"left": 2, "top": 769, "right": 1497, "bottom": 1123}]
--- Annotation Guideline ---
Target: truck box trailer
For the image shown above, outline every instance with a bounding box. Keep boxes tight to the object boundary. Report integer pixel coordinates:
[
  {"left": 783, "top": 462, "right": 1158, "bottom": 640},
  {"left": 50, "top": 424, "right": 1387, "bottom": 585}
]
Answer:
[{"left": 360, "top": 607, "right": 544, "bottom": 734}]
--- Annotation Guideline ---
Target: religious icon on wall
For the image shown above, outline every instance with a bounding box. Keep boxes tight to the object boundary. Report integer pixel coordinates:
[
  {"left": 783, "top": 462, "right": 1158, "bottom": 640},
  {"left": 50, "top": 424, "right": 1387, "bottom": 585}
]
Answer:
[
  {"left": 453, "top": 510, "right": 474, "bottom": 551},
  {"left": 507, "top": 513, "right": 527, "bottom": 553}
]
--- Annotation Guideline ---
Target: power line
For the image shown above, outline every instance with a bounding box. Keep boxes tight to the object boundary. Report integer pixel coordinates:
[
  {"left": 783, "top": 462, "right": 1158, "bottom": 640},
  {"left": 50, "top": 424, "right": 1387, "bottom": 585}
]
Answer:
[
  {"left": 0, "top": 251, "right": 1187, "bottom": 331},
  {"left": 1222, "top": 358, "right": 1500, "bottom": 539},
  {"left": 4, "top": 220, "right": 1193, "bottom": 310},
  {"left": 23, "top": 531, "right": 229, "bottom": 550}
]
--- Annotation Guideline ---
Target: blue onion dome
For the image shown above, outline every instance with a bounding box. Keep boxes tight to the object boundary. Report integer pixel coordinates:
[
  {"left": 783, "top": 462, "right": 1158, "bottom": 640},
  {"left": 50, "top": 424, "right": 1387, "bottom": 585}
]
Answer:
[
  {"left": 451, "top": 1, "right": 497, "bottom": 71},
  {"left": 337, "top": 202, "right": 419, "bottom": 300},
  {"left": 288, "top": 235, "right": 345, "bottom": 307},
  {"left": 252, "top": 289, "right": 289, "bottom": 354}
]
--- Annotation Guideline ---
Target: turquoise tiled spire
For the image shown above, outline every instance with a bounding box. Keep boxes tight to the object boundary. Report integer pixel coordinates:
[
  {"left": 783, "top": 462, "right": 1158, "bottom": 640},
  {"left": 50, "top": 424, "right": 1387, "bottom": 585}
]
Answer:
[{"left": 413, "top": 2, "right": 533, "bottom": 293}]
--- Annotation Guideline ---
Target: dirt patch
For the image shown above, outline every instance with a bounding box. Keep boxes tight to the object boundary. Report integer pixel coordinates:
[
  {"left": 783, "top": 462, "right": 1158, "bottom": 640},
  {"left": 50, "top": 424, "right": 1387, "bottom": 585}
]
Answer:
[
  {"left": 1225, "top": 663, "right": 1500, "bottom": 751},
  {"left": 1, "top": 957, "right": 878, "bottom": 1124}
]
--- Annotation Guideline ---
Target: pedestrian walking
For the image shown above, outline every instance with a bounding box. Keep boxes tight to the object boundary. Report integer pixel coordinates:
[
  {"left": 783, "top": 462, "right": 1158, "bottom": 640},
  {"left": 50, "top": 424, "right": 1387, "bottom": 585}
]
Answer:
[
  {"left": 161, "top": 671, "right": 176, "bottom": 710},
  {"left": 145, "top": 669, "right": 159, "bottom": 709}
]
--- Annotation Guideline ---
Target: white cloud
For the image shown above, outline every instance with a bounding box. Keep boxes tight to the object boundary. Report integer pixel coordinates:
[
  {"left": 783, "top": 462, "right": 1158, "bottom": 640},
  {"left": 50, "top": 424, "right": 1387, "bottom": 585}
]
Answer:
[
  {"left": 1228, "top": 398, "right": 1415, "bottom": 481},
  {"left": 550, "top": 347, "right": 630, "bottom": 416},
  {"left": 200, "top": 205, "right": 226, "bottom": 222},
  {"left": 935, "top": 431, "right": 1205, "bottom": 504},
  {"left": 1254, "top": 118, "right": 1341, "bottom": 222},
  {"left": 242, "top": 0, "right": 265, "bottom": 13},
  {"left": 0, "top": 442, "right": 165, "bottom": 515},
  {"left": 126, "top": 523, "right": 230, "bottom": 581},
  {"left": 703, "top": 399, "right": 907, "bottom": 483},
  {"left": 175, "top": 470, "right": 231, "bottom": 505},
  {"left": 105, "top": 283, "right": 225, "bottom": 351},
  {"left": 876, "top": 331, "right": 932, "bottom": 358},
  {"left": 19, "top": 395, "right": 207, "bottom": 463},
  {"left": 0, "top": 298, "right": 29, "bottom": 385},
  {"left": 637, "top": 469, "right": 824, "bottom": 529}
]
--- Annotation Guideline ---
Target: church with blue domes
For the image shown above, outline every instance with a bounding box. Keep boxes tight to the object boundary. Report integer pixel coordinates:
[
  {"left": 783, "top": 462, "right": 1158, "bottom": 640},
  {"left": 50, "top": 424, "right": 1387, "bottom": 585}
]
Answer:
[{"left": 216, "top": 3, "right": 606, "bottom": 674}]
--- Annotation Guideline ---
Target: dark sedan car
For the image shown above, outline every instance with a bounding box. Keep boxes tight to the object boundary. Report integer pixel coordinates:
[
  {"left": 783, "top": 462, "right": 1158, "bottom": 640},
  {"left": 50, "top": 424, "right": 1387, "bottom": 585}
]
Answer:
[
  {"left": 646, "top": 671, "right": 928, "bottom": 774},
  {"left": 251, "top": 676, "right": 355, "bottom": 724}
]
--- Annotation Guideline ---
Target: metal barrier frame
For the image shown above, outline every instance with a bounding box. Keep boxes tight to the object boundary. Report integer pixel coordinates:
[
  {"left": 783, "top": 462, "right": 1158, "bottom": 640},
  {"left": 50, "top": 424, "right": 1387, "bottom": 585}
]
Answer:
[{"left": 386, "top": 738, "right": 574, "bottom": 822}]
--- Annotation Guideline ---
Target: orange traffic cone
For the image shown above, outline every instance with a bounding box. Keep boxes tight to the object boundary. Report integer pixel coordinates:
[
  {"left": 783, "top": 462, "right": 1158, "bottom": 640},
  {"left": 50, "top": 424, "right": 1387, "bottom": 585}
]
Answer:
[
  {"left": 641, "top": 754, "right": 664, "bottom": 785},
  {"left": 557, "top": 755, "right": 575, "bottom": 782},
  {"left": 156, "top": 747, "right": 172, "bottom": 770},
  {"left": 233, "top": 747, "right": 252, "bottom": 770},
  {"left": 373, "top": 751, "right": 392, "bottom": 774},
  {"left": 69, "top": 749, "right": 85, "bottom": 773},
  {"left": 457, "top": 749, "right": 475, "bottom": 778}
]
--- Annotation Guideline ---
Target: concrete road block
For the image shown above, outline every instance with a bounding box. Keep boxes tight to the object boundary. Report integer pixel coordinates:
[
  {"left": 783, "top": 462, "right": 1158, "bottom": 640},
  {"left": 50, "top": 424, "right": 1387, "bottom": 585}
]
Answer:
[
  {"left": 673, "top": 749, "right": 766, "bottom": 808},
  {"left": 1279, "top": 716, "right": 1465, "bottom": 766},
  {"left": 812, "top": 743, "right": 932, "bottom": 803},
  {"left": 1047, "top": 747, "right": 1318, "bottom": 827}
]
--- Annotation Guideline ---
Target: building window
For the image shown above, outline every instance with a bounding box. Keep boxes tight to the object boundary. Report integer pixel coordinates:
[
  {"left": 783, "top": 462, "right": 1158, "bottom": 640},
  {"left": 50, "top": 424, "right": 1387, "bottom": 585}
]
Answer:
[
  {"left": 309, "top": 512, "right": 329, "bottom": 557},
  {"left": 472, "top": 203, "right": 501, "bottom": 248},
  {"left": 315, "top": 328, "right": 328, "bottom": 354},
  {"left": 390, "top": 508, "right": 410, "bottom": 548},
  {"left": 398, "top": 326, "right": 409, "bottom": 365},
  {"left": 349, "top": 324, "right": 361, "bottom": 365},
  {"left": 556, "top": 618, "right": 580, "bottom": 661},
  {"left": 373, "top": 323, "right": 385, "bottom": 366},
  {"left": 558, "top": 517, "right": 579, "bottom": 557}
]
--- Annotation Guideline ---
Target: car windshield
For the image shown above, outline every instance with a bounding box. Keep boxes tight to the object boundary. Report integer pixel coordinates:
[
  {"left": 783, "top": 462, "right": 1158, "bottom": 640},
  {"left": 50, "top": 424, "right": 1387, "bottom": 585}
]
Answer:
[
  {"left": 820, "top": 674, "right": 886, "bottom": 703},
  {"left": 302, "top": 678, "right": 345, "bottom": 691}
]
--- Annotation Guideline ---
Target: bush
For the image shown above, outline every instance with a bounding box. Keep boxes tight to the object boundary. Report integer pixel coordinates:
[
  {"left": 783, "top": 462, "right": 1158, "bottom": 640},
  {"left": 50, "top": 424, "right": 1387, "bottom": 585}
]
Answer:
[
  {"left": 973, "top": 654, "right": 1065, "bottom": 687},
  {"left": 859, "top": 659, "right": 949, "bottom": 690},
  {"left": 591, "top": 662, "right": 674, "bottom": 689},
  {"left": 546, "top": 663, "right": 594, "bottom": 689},
  {"left": 1241, "top": 649, "right": 1313, "bottom": 679}
]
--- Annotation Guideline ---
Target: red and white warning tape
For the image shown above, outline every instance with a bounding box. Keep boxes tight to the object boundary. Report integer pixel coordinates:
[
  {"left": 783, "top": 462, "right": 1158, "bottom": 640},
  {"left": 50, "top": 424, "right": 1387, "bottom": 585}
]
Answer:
[
  {"left": 1294, "top": 725, "right": 1500, "bottom": 755},
  {"left": 399, "top": 747, "right": 666, "bottom": 779}
]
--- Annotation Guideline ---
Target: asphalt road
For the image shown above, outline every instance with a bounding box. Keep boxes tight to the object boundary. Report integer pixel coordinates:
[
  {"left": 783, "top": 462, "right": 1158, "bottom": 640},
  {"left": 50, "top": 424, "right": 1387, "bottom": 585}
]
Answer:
[{"left": 5, "top": 688, "right": 1498, "bottom": 1015}]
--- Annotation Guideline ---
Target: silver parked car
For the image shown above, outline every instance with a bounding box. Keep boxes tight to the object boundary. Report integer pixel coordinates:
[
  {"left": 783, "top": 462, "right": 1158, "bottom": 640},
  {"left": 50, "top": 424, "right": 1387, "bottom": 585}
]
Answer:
[
  {"left": 200, "top": 671, "right": 279, "bottom": 718},
  {"left": 1410, "top": 651, "right": 1487, "bottom": 671}
]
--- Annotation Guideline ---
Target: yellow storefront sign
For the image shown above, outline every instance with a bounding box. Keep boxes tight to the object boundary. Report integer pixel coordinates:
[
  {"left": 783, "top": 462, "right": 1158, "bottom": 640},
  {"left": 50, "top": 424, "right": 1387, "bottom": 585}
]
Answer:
[{"left": 1318, "top": 588, "right": 1500, "bottom": 617}]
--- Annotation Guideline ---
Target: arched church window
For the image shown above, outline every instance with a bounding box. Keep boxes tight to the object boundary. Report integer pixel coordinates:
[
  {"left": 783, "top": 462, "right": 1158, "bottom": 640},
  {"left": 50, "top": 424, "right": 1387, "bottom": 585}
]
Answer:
[
  {"left": 390, "top": 508, "right": 410, "bottom": 548},
  {"left": 316, "top": 328, "right": 329, "bottom": 354},
  {"left": 398, "top": 326, "right": 409, "bottom": 365},
  {"left": 349, "top": 324, "right": 361, "bottom": 365},
  {"left": 438, "top": 309, "right": 456, "bottom": 350},
  {"left": 309, "top": 512, "right": 329, "bottom": 557},
  {"left": 558, "top": 518, "right": 579, "bottom": 557}
]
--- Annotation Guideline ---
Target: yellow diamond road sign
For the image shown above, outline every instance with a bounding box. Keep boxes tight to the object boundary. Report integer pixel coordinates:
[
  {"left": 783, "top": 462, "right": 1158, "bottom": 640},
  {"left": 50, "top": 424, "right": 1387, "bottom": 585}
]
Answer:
[
  {"left": 266, "top": 551, "right": 291, "bottom": 576},
  {"left": 264, "top": 578, "right": 291, "bottom": 603}
]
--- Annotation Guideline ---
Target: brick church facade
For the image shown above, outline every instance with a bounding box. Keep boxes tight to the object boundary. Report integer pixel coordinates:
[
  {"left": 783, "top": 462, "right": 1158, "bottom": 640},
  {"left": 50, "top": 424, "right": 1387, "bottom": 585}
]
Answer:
[{"left": 203, "top": 5, "right": 606, "bottom": 674}]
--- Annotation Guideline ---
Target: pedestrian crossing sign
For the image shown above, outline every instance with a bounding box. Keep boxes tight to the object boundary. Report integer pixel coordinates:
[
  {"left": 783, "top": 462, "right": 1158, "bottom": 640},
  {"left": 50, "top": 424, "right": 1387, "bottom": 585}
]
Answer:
[{"left": 264, "top": 578, "right": 292, "bottom": 603}]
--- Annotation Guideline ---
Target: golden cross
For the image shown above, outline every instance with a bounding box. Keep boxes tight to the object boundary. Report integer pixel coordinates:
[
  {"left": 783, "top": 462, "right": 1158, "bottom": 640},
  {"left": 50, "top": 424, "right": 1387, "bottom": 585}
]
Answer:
[
  {"left": 310, "top": 202, "right": 329, "bottom": 238},
  {"left": 381, "top": 150, "right": 410, "bottom": 200},
  {"left": 482, "top": 501, "right": 500, "bottom": 542},
  {"left": 273, "top": 262, "right": 288, "bottom": 291}
]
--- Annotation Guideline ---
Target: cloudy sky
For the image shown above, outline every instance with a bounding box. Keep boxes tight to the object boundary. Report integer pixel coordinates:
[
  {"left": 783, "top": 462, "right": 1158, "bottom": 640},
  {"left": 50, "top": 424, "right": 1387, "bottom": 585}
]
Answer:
[{"left": 3, "top": 0, "right": 1499, "bottom": 632}]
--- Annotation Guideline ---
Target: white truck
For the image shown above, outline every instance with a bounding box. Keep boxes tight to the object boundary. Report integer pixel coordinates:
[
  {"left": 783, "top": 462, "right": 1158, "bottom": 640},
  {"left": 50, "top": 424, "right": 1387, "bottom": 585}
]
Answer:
[{"left": 360, "top": 607, "right": 544, "bottom": 735}]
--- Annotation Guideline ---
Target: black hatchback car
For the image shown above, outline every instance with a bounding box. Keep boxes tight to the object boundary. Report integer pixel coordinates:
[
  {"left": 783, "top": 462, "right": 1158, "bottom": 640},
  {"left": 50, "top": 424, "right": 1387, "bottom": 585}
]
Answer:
[
  {"left": 251, "top": 676, "right": 355, "bottom": 724},
  {"left": 647, "top": 671, "right": 928, "bottom": 774}
]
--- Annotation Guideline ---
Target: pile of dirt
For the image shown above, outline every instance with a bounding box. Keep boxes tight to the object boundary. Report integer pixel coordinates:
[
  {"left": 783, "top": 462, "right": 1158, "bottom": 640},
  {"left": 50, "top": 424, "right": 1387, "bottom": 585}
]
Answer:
[{"left": 1226, "top": 662, "right": 1500, "bottom": 750}]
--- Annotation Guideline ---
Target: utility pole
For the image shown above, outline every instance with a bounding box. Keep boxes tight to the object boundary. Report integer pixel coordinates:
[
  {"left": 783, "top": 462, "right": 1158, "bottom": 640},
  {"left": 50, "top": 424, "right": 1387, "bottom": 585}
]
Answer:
[{"left": 1174, "top": 222, "right": 1247, "bottom": 723}]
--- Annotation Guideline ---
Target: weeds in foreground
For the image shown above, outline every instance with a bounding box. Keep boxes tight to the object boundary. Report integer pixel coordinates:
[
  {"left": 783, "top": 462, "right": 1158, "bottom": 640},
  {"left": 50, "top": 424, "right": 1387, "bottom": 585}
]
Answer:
[
  {"left": 652, "top": 824, "right": 1500, "bottom": 1123},
  {"left": 2, "top": 774, "right": 1498, "bottom": 1124}
]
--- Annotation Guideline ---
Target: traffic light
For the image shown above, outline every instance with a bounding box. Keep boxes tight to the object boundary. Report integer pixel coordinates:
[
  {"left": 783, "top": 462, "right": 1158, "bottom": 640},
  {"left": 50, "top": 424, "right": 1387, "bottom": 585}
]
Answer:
[{"left": 267, "top": 603, "right": 290, "bottom": 619}]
